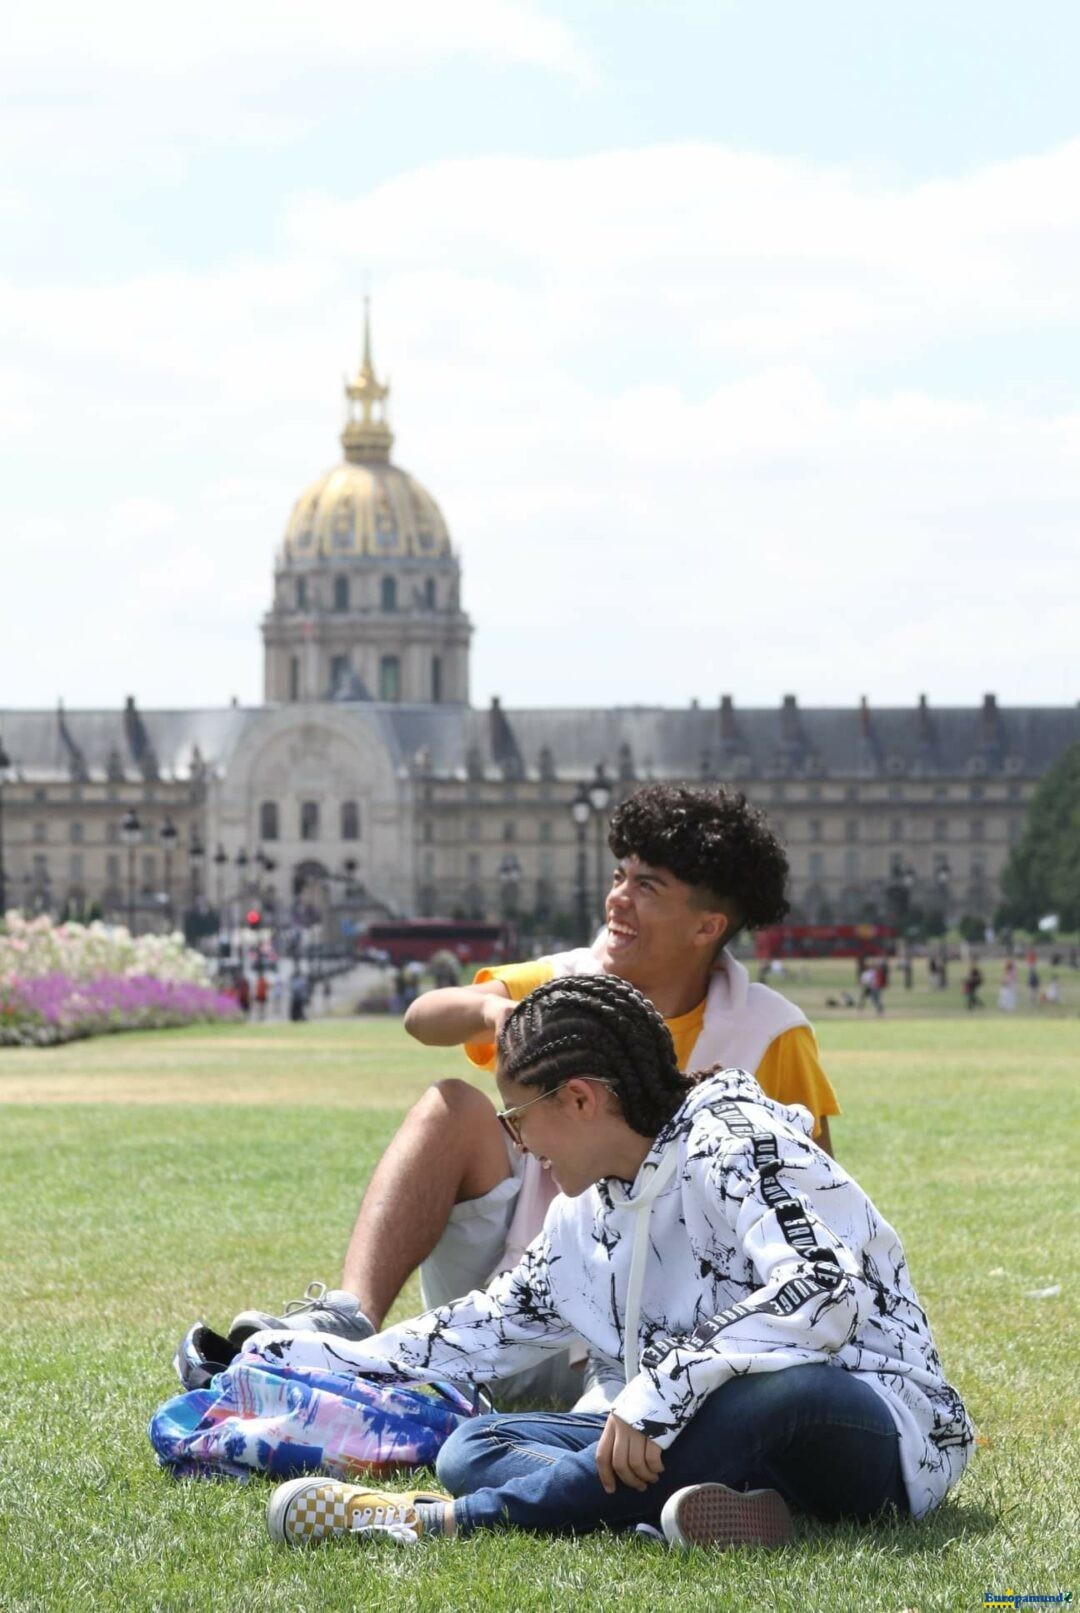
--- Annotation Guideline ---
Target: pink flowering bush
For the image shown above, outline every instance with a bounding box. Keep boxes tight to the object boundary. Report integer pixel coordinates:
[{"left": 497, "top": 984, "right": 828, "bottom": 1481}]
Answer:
[{"left": 0, "top": 914, "right": 239, "bottom": 1046}]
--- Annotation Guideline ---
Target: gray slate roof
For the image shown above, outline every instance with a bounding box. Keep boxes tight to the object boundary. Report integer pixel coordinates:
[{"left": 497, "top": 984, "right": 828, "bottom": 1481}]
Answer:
[{"left": 2, "top": 695, "right": 1077, "bottom": 784}]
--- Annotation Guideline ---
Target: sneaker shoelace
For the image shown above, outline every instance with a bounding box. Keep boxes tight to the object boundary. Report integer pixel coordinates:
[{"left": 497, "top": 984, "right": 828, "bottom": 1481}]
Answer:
[
  {"left": 283, "top": 1280, "right": 333, "bottom": 1317},
  {"left": 349, "top": 1504, "right": 419, "bottom": 1544}
]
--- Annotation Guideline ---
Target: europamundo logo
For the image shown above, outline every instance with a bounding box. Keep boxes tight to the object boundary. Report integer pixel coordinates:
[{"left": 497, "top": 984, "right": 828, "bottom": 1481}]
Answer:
[{"left": 984, "top": 1594, "right": 1072, "bottom": 1608}]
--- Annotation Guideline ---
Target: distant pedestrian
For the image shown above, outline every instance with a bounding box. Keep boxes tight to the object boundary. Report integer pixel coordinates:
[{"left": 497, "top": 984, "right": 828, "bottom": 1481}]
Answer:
[
  {"left": 289, "top": 971, "right": 309, "bottom": 1022},
  {"left": 270, "top": 974, "right": 284, "bottom": 1017},
  {"left": 255, "top": 973, "right": 269, "bottom": 1020},
  {"left": 1027, "top": 964, "right": 1040, "bottom": 1008},
  {"left": 236, "top": 973, "right": 251, "bottom": 1016},
  {"left": 962, "top": 965, "right": 983, "bottom": 1011},
  {"left": 997, "top": 959, "right": 1017, "bottom": 1012},
  {"left": 858, "top": 962, "right": 884, "bottom": 1016}
]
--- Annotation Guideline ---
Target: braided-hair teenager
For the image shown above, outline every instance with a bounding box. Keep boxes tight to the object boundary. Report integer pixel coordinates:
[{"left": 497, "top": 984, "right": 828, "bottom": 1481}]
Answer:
[{"left": 264, "top": 972, "right": 972, "bottom": 1552}]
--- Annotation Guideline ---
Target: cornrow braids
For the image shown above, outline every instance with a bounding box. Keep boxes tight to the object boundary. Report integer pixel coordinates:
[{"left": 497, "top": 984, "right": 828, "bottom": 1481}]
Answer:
[{"left": 496, "top": 974, "right": 691, "bottom": 1138}]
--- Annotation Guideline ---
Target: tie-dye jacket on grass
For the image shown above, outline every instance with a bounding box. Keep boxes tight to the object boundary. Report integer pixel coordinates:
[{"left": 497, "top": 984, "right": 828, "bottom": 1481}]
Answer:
[{"left": 246, "top": 1070, "right": 973, "bottom": 1519}]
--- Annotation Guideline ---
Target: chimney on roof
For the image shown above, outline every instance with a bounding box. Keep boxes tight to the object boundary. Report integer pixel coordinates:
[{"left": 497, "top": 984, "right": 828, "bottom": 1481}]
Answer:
[
  {"left": 858, "top": 695, "right": 872, "bottom": 739},
  {"left": 781, "top": 694, "right": 800, "bottom": 743},
  {"left": 719, "top": 694, "right": 737, "bottom": 741},
  {"left": 981, "top": 692, "right": 999, "bottom": 744}
]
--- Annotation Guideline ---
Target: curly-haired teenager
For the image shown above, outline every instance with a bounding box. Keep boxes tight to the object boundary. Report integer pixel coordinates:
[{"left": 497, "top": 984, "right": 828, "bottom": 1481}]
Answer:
[
  {"left": 230, "top": 785, "right": 840, "bottom": 1410},
  {"left": 261, "top": 976, "right": 972, "bottom": 1550}
]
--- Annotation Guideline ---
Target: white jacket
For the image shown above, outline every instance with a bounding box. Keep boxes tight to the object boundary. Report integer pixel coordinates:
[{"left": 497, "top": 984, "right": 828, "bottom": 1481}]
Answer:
[{"left": 250, "top": 1071, "right": 972, "bottom": 1519}]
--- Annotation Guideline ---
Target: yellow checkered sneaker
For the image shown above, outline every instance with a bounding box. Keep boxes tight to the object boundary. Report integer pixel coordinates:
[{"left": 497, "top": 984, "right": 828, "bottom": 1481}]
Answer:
[{"left": 267, "top": 1478, "right": 446, "bottom": 1547}]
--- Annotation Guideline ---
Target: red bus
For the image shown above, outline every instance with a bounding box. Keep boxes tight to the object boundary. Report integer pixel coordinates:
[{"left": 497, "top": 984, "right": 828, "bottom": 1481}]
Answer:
[
  {"left": 754, "top": 923, "right": 897, "bottom": 961},
  {"left": 359, "top": 919, "right": 506, "bottom": 966}
]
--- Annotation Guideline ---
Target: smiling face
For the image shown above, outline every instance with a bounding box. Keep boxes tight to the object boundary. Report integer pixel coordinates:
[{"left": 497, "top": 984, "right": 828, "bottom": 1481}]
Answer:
[
  {"left": 598, "top": 855, "right": 729, "bottom": 1001},
  {"left": 494, "top": 1069, "right": 650, "bottom": 1197}
]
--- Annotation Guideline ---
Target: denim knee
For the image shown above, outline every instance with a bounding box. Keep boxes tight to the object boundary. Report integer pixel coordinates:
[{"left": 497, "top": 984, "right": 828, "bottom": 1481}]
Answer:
[{"left": 436, "top": 1415, "right": 497, "bottom": 1496}]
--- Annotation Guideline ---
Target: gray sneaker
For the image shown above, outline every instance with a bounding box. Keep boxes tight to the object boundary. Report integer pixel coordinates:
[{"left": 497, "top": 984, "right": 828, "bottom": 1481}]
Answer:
[{"left": 229, "top": 1281, "right": 376, "bottom": 1346}]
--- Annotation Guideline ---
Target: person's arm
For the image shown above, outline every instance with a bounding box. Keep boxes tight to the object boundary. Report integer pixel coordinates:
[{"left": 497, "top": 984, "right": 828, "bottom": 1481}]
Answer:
[
  {"left": 610, "top": 1128, "right": 871, "bottom": 1450},
  {"left": 402, "top": 977, "right": 513, "bottom": 1048},
  {"left": 242, "top": 1235, "right": 574, "bottom": 1387}
]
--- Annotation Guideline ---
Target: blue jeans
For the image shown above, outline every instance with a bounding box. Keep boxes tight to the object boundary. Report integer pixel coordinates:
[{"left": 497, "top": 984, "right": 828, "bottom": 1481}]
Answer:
[{"left": 436, "top": 1363, "right": 908, "bottom": 1536}]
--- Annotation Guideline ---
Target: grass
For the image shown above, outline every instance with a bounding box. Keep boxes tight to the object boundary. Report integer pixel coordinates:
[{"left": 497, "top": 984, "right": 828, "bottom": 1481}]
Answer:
[{"left": 1, "top": 984, "right": 1078, "bottom": 1611}]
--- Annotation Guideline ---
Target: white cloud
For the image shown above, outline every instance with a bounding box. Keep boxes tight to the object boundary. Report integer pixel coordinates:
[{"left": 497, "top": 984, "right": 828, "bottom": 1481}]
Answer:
[{"left": 3, "top": 140, "right": 1080, "bottom": 710}]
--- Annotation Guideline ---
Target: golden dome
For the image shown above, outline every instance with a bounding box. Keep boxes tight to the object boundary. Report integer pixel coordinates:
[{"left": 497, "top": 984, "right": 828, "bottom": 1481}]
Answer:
[
  {"left": 283, "top": 460, "right": 452, "bottom": 562},
  {"left": 282, "top": 303, "right": 453, "bottom": 563}
]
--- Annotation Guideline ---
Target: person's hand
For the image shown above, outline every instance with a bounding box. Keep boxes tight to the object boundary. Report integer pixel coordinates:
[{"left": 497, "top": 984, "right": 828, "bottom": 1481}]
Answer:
[
  {"left": 595, "top": 1412, "right": 665, "bottom": 1494},
  {"left": 479, "top": 993, "right": 515, "bottom": 1039}
]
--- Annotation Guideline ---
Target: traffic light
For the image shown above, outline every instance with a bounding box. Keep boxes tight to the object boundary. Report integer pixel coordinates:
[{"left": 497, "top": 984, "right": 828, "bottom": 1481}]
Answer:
[{"left": 246, "top": 909, "right": 262, "bottom": 930}]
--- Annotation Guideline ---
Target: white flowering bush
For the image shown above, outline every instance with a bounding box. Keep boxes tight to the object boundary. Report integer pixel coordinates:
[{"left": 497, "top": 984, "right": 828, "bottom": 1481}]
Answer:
[
  {"left": 0, "top": 912, "right": 212, "bottom": 986},
  {"left": 0, "top": 912, "right": 237, "bottom": 1046}
]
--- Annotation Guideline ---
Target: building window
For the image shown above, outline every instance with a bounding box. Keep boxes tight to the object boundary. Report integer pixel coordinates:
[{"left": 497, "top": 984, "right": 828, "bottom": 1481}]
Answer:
[
  {"left": 379, "top": 656, "right": 401, "bottom": 701},
  {"left": 934, "top": 818, "right": 948, "bottom": 841},
  {"left": 934, "top": 784, "right": 949, "bottom": 800},
  {"left": 467, "top": 853, "right": 481, "bottom": 879},
  {"left": 432, "top": 656, "right": 442, "bottom": 704},
  {"left": 888, "top": 783, "right": 904, "bottom": 801},
  {"left": 296, "top": 577, "right": 307, "bottom": 610},
  {"left": 341, "top": 801, "right": 360, "bottom": 841},
  {"left": 33, "top": 788, "right": 47, "bottom": 803},
  {"left": 141, "top": 854, "right": 157, "bottom": 885},
  {"left": 333, "top": 576, "right": 349, "bottom": 612},
  {"left": 808, "top": 819, "right": 822, "bottom": 842},
  {"left": 330, "top": 654, "right": 350, "bottom": 692},
  {"left": 467, "top": 819, "right": 481, "bottom": 843},
  {"left": 807, "top": 784, "right": 822, "bottom": 802},
  {"left": 422, "top": 851, "right": 435, "bottom": 879},
  {"left": 424, "top": 578, "right": 436, "bottom": 610},
  {"left": 106, "top": 820, "right": 120, "bottom": 844},
  {"left": 70, "top": 853, "right": 83, "bottom": 881},
  {"left": 539, "top": 850, "right": 554, "bottom": 878},
  {"left": 1007, "top": 782, "right": 1022, "bottom": 801},
  {"left": 503, "top": 821, "right": 516, "bottom": 843},
  {"left": 33, "top": 821, "right": 47, "bottom": 843},
  {"left": 32, "top": 853, "right": 49, "bottom": 884},
  {"left": 260, "top": 801, "right": 279, "bottom": 842},
  {"left": 844, "top": 819, "right": 858, "bottom": 843},
  {"left": 890, "top": 818, "right": 904, "bottom": 842},
  {"left": 844, "top": 850, "right": 858, "bottom": 880},
  {"left": 381, "top": 576, "right": 397, "bottom": 612},
  {"left": 289, "top": 657, "right": 300, "bottom": 701},
  {"left": 422, "top": 820, "right": 433, "bottom": 843},
  {"left": 1008, "top": 817, "right": 1022, "bottom": 844},
  {"left": 808, "top": 852, "right": 824, "bottom": 880},
  {"left": 300, "top": 801, "right": 319, "bottom": 841},
  {"left": 970, "top": 819, "right": 985, "bottom": 842},
  {"left": 106, "top": 854, "right": 121, "bottom": 884},
  {"left": 970, "top": 783, "right": 984, "bottom": 800},
  {"left": 539, "top": 820, "right": 552, "bottom": 843}
]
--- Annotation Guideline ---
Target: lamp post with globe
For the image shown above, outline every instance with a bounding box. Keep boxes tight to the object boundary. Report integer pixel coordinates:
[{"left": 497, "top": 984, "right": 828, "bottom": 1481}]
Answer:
[
  {"left": 121, "top": 809, "right": 141, "bottom": 935},
  {"left": 586, "top": 764, "right": 612, "bottom": 927},
  {"left": 159, "top": 816, "right": 178, "bottom": 928},
  {"left": 569, "top": 785, "right": 591, "bottom": 945}
]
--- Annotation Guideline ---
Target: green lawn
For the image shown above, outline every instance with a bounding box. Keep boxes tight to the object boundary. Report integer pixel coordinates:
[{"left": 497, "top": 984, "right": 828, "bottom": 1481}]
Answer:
[{"left": 1, "top": 1007, "right": 1077, "bottom": 1611}]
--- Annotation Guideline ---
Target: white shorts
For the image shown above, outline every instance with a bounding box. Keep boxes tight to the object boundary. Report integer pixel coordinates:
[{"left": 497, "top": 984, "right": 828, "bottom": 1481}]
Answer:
[{"left": 418, "top": 1142, "right": 582, "bottom": 1407}]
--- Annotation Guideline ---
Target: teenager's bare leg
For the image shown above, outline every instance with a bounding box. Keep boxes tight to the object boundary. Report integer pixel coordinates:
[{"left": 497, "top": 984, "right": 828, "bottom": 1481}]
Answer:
[{"left": 339, "top": 1079, "right": 511, "bottom": 1329}]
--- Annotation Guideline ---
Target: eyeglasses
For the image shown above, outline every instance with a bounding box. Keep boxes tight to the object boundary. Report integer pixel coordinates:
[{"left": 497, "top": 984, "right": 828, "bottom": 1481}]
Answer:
[{"left": 495, "top": 1078, "right": 617, "bottom": 1151}]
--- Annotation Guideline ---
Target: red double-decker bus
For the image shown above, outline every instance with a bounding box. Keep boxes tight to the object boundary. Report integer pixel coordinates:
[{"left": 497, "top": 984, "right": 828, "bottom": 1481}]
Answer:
[
  {"left": 753, "top": 923, "right": 897, "bottom": 961},
  {"left": 359, "top": 919, "right": 506, "bottom": 966}
]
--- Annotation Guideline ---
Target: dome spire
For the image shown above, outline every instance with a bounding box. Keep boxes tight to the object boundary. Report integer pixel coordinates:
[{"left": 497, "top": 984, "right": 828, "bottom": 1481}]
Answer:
[{"left": 341, "top": 296, "right": 394, "bottom": 464}]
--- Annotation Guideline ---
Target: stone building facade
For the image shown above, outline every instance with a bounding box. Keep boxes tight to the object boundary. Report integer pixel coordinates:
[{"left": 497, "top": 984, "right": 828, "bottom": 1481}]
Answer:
[{"left": 2, "top": 317, "right": 1078, "bottom": 938}]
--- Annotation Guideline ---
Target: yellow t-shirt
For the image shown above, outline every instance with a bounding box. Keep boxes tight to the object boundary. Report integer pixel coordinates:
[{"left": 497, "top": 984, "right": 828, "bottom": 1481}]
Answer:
[{"left": 465, "top": 959, "right": 839, "bottom": 1138}]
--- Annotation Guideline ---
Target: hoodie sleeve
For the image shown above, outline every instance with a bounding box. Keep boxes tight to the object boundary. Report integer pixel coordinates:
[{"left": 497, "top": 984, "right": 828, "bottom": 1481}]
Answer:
[
  {"left": 612, "top": 1123, "right": 872, "bottom": 1447},
  {"left": 242, "top": 1233, "right": 575, "bottom": 1387}
]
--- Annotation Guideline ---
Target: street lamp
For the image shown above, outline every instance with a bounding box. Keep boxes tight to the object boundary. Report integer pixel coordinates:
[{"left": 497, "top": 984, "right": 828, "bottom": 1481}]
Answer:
[
  {"left": 189, "top": 829, "right": 205, "bottom": 909},
  {"left": 213, "top": 843, "right": 228, "bottom": 913},
  {"left": 570, "top": 784, "right": 591, "bottom": 944},
  {"left": 160, "top": 816, "right": 178, "bottom": 927},
  {"left": 0, "top": 734, "right": 10, "bottom": 917},
  {"left": 121, "top": 808, "right": 141, "bottom": 935},
  {"left": 498, "top": 852, "right": 522, "bottom": 953},
  {"left": 586, "top": 763, "right": 612, "bottom": 925}
]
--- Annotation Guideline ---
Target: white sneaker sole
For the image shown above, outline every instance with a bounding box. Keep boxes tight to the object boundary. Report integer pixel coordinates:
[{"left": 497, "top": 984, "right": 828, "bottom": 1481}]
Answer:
[{"left": 660, "top": 1483, "right": 794, "bottom": 1550}]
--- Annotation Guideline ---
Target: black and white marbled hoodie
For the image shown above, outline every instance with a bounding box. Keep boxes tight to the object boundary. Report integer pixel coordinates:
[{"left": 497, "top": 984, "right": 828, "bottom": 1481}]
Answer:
[{"left": 251, "top": 1070, "right": 973, "bottom": 1518}]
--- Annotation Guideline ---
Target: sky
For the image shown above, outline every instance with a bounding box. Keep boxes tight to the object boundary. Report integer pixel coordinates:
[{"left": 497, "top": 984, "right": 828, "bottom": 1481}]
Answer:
[{"left": 3, "top": 0, "right": 1080, "bottom": 714}]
